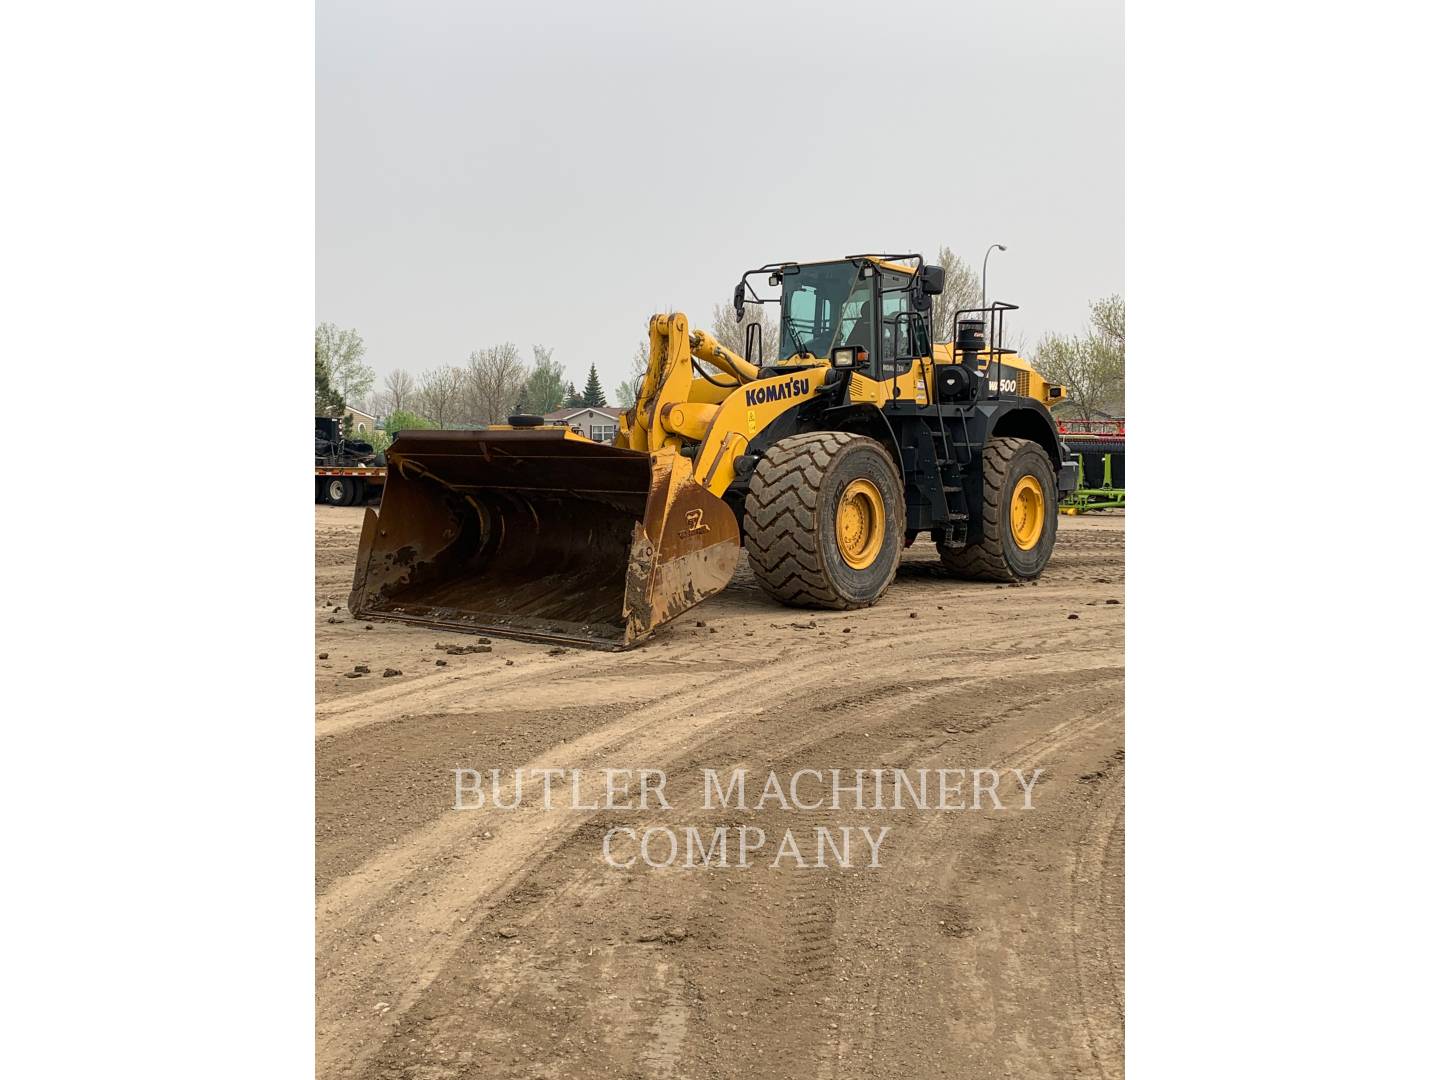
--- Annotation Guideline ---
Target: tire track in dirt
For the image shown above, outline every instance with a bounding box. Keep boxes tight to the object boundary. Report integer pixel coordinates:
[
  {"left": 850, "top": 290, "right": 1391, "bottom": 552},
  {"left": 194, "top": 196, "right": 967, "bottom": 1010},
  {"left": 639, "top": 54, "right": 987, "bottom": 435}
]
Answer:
[
  {"left": 1066, "top": 759, "right": 1125, "bottom": 1078},
  {"left": 815, "top": 685, "right": 1122, "bottom": 1080},
  {"left": 314, "top": 508, "right": 1124, "bottom": 1078},
  {"left": 318, "top": 628, "right": 1024, "bottom": 1078},
  {"left": 349, "top": 666, "right": 1120, "bottom": 1079}
]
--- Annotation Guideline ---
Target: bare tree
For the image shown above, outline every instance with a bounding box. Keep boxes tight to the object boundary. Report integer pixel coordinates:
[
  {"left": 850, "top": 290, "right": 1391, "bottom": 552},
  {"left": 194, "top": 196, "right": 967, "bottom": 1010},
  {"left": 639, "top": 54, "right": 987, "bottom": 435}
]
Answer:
[
  {"left": 708, "top": 302, "right": 780, "bottom": 366},
  {"left": 928, "top": 246, "right": 982, "bottom": 343},
  {"left": 615, "top": 340, "right": 650, "bottom": 409},
  {"left": 382, "top": 369, "right": 416, "bottom": 416},
  {"left": 416, "top": 365, "right": 465, "bottom": 427},
  {"left": 463, "top": 343, "right": 527, "bottom": 425}
]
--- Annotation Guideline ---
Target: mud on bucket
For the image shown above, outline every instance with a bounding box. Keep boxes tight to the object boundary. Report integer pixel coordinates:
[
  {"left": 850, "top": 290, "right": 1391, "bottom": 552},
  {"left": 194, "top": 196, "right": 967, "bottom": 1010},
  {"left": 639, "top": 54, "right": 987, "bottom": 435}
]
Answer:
[{"left": 348, "top": 428, "right": 739, "bottom": 649}]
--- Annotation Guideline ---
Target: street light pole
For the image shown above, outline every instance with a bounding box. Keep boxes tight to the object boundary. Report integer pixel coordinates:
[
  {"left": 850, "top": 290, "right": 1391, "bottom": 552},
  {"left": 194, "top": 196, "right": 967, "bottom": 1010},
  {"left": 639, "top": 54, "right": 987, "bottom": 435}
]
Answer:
[{"left": 981, "top": 243, "right": 1007, "bottom": 313}]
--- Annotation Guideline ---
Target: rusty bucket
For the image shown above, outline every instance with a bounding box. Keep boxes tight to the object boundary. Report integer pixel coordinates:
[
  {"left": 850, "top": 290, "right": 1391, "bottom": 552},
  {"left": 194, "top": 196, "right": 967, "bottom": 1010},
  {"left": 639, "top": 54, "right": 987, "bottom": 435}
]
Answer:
[{"left": 348, "top": 428, "right": 740, "bottom": 649}]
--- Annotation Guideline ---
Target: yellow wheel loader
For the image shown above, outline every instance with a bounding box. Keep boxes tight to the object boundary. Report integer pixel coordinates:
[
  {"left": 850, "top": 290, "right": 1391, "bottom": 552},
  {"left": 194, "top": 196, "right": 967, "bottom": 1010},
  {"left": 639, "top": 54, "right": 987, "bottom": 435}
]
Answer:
[{"left": 350, "top": 253, "right": 1077, "bottom": 649}]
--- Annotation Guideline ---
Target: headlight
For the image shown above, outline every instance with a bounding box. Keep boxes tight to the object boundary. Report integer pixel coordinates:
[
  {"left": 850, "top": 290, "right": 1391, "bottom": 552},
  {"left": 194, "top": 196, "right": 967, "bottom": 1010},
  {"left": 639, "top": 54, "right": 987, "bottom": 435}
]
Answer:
[{"left": 831, "top": 347, "right": 866, "bottom": 369}]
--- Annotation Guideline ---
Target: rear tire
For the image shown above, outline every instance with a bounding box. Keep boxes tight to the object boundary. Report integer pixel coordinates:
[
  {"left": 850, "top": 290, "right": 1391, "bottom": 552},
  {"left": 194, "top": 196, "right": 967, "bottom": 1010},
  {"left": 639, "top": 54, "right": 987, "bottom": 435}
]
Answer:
[
  {"left": 324, "top": 477, "right": 353, "bottom": 506},
  {"left": 744, "top": 432, "right": 903, "bottom": 609},
  {"left": 938, "top": 436, "right": 1058, "bottom": 581}
]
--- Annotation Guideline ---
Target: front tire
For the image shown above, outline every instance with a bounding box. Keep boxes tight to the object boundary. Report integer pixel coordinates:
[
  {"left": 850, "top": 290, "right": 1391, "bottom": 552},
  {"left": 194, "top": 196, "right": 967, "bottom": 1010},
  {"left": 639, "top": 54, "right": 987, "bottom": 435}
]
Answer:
[
  {"left": 744, "top": 432, "right": 903, "bottom": 609},
  {"left": 939, "top": 436, "right": 1058, "bottom": 581}
]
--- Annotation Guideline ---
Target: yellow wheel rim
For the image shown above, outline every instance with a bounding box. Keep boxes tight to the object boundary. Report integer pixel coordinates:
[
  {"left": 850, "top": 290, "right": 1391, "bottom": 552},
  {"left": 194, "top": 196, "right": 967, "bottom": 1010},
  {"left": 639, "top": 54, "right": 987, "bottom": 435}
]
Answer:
[
  {"left": 835, "top": 478, "right": 885, "bottom": 570},
  {"left": 1009, "top": 475, "right": 1045, "bottom": 550}
]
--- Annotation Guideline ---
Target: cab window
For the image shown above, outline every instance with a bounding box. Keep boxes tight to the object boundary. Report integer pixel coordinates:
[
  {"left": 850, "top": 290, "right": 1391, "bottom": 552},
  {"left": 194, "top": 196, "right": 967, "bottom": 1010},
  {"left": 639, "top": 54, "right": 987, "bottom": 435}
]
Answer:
[{"left": 879, "top": 269, "right": 929, "bottom": 370}]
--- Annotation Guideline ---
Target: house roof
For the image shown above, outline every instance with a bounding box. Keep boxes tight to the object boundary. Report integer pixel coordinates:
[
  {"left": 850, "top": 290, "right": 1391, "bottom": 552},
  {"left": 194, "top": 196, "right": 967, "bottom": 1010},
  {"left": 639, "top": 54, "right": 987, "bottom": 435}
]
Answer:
[
  {"left": 344, "top": 406, "right": 378, "bottom": 421},
  {"left": 544, "top": 406, "right": 623, "bottom": 421}
]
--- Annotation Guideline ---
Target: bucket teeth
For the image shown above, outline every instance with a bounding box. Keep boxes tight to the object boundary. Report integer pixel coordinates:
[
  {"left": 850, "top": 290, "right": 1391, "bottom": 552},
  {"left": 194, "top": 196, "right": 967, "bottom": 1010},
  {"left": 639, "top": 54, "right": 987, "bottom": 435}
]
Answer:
[{"left": 349, "top": 429, "right": 739, "bottom": 649}]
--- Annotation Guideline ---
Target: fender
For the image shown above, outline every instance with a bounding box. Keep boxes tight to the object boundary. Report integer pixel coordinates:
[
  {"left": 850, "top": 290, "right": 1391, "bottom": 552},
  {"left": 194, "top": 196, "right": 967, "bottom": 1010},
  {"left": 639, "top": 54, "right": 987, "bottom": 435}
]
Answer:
[{"left": 979, "top": 399, "right": 1068, "bottom": 473}]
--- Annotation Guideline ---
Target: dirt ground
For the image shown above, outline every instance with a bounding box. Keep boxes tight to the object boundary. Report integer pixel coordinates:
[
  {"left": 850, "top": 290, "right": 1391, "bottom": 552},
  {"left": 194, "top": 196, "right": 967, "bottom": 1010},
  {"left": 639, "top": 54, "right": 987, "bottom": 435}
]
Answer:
[{"left": 316, "top": 506, "right": 1124, "bottom": 1080}]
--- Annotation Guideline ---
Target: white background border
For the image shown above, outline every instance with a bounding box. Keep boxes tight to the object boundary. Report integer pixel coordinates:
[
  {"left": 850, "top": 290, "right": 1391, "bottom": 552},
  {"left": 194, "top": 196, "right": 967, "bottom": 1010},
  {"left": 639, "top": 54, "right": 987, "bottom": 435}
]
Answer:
[{"left": 3, "top": 0, "right": 1437, "bottom": 1074}]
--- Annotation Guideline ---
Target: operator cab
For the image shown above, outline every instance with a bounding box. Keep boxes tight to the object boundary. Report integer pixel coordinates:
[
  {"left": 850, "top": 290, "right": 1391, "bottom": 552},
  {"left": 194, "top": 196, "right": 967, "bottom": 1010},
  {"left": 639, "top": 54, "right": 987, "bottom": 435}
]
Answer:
[{"left": 736, "top": 255, "right": 943, "bottom": 378}]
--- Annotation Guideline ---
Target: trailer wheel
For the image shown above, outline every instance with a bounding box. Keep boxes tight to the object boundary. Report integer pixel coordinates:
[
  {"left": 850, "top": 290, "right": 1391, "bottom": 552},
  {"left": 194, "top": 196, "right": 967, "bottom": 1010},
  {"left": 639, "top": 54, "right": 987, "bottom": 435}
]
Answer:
[
  {"left": 744, "top": 432, "right": 903, "bottom": 609},
  {"left": 324, "top": 477, "right": 353, "bottom": 506},
  {"left": 315, "top": 477, "right": 325, "bottom": 504},
  {"left": 939, "top": 436, "right": 1058, "bottom": 581}
]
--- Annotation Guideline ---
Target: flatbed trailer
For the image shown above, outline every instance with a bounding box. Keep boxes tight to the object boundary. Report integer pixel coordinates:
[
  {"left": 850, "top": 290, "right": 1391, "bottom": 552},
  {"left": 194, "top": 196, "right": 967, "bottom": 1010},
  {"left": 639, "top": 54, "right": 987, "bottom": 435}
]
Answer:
[{"left": 315, "top": 466, "right": 386, "bottom": 506}]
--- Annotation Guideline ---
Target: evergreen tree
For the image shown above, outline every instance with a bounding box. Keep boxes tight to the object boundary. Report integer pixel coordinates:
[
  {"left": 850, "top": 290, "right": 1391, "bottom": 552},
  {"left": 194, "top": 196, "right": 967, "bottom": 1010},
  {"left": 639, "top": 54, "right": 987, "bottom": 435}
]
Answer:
[
  {"left": 563, "top": 381, "right": 584, "bottom": 408},
  {"left": 581, "top": 364, "right": 607, "bottom": 407},
  {"left": 315, "top": 354, "right": 344, "bottom": 416}
]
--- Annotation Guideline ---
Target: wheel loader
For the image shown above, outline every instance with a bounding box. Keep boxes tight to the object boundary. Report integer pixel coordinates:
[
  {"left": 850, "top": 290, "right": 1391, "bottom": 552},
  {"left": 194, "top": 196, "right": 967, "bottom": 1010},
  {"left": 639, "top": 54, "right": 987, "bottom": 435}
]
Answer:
[{"left": 349, "top": 253, "right": 1077, "bottom": 649}]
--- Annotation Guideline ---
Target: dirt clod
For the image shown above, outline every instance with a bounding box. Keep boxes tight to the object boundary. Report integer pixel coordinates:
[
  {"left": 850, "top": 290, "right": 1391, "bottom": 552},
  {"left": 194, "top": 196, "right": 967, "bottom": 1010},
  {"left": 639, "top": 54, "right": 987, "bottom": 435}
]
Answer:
[{"left": 382, "top": 668, "right": 402, "bottom": 678}]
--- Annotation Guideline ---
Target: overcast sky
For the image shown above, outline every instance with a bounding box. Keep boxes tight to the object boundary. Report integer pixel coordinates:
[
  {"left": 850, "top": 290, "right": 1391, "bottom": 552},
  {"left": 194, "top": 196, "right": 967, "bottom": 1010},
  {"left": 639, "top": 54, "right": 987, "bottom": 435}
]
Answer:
[{"left": 318, "top": 0, "right": 1122, "bottom": 401}]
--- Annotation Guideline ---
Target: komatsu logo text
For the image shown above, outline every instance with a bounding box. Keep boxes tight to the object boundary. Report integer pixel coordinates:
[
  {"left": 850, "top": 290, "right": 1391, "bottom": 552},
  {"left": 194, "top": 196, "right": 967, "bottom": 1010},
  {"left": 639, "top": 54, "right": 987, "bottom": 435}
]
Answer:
[{"left": 744, "top": 377, "right": 811, "bottom": 408}]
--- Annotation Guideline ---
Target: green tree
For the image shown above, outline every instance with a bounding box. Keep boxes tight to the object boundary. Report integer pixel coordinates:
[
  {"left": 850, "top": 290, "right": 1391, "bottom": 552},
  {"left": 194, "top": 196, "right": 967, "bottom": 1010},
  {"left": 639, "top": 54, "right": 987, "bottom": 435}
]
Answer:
[
  {"left": 315, "top": 354, "right": 344, "bottom": 416},
  {"left": 581, "top": 364, "right": 607, "bottom": 407},
  {"left": 383, "top": 409, "right": 438, "bottom": 434},
  {"left": 1032, "top": 295, "right": 1125, "bottom": 419},
  {"left": 315, "top": 323, "right": 375, "bottom": 409},
  {"left": 517, "top": 345, "right": 567, "bottom": 414},
  {"left": 563, "top": 380, "right": 584, "bottom": 408},
  {"left": 356, "top": 427, "right": 391, "bottom": 455}
]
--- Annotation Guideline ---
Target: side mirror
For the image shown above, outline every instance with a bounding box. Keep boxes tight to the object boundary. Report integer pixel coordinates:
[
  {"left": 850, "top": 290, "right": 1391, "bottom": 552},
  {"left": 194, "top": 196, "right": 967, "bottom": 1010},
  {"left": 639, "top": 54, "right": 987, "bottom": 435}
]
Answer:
[
  {"left": 919, "top": 264, "right": 945, "bottom": 295},
  {"left": 733, "top": 282, "right": 746, "bottom": 321},
  {"left": 913, "top": 289, "right": 932, "bottom": 312}
]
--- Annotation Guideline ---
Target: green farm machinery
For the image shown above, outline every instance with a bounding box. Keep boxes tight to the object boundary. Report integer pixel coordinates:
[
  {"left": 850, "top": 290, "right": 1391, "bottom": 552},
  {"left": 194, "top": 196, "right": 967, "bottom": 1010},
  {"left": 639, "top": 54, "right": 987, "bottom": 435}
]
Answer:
[{"left": 1059, "top": 419, "right": 1125, "bottom": 515}]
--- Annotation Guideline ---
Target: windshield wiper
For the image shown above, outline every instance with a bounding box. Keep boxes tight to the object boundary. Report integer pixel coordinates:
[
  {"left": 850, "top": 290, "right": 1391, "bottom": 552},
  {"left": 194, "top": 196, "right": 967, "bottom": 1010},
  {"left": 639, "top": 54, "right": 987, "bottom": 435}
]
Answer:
[{"left": 782, "top": 318, "right": 810, "bottom": 362}]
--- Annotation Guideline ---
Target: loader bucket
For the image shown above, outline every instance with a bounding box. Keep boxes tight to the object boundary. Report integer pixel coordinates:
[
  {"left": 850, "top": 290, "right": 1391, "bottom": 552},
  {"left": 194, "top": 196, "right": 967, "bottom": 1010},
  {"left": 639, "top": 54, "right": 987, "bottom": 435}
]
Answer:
[{"left": 348, "top": 428, "right": 741, "bottom": 650}]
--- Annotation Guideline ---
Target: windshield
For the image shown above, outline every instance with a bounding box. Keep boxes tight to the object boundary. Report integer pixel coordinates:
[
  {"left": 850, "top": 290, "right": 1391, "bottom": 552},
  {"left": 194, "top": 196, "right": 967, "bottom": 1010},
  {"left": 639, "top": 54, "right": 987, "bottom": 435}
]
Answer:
[{"left": 778, "top": 262, "right": 874, "bottom": 361}]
